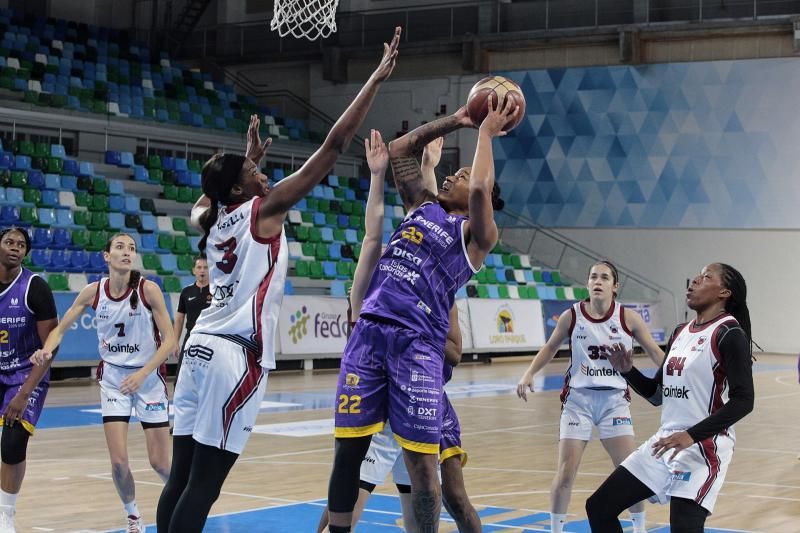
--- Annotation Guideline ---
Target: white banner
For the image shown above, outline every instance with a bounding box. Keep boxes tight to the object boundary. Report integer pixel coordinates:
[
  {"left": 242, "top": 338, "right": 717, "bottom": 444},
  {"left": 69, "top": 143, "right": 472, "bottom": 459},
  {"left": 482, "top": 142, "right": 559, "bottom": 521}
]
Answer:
[
  {"left": 278, "top": 295, "right": 350, "bottom": 356},
  {"left": 622, "top": 302, "right": 665, "bottom": 343},
  {"left": 456, "top": 298, "right": 473, "bottom": 351},
  {"left": 467, "top": 299, "right": 546, "bottom": 351}
]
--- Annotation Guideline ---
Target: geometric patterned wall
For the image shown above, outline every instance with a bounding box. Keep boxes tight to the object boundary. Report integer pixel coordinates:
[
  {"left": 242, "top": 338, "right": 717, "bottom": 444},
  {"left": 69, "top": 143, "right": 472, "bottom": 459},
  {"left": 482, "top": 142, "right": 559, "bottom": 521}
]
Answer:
[{"left": 497, "top": 58, "right": 800, "bottom": 228}]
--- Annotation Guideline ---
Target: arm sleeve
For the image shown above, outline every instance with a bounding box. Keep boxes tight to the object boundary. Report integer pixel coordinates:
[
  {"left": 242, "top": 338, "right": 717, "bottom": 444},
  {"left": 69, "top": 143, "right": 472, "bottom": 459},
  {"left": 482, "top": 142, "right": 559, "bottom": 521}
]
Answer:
[
  {"left": 26, "top": 276, "right": 57, "bottom": 320},
  {"left": 687, "top": 326, "right": 754, "bottom": 442},
  {"left": 621, "top": 323, "right": 684, "bottom": 406},
  {"left": 177, "top": 289, "right": 188, "bottom": 313}
]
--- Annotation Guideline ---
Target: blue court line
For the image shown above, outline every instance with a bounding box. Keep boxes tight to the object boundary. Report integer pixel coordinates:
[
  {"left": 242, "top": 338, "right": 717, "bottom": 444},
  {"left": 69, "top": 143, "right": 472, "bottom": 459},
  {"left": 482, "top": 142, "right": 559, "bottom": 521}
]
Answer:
[{"left": 108, "top": 494, "right": 755, "bottom": 532}]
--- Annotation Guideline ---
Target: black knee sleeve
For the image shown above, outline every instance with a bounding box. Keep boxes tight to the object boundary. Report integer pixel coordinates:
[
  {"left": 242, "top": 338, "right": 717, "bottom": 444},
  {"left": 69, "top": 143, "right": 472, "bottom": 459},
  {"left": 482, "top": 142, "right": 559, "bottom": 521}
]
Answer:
[
  {"left": 395, "top": 483, "right": 411, "bottom": 494},
  {"left": 328, "top": 437, "right": 372, "bottom": 513},
  {"left": 1, "top": 423, "right": 30, "bottom": 465},
  {"left": 670, "top": 497, "right": 709, "bottom": 532}
]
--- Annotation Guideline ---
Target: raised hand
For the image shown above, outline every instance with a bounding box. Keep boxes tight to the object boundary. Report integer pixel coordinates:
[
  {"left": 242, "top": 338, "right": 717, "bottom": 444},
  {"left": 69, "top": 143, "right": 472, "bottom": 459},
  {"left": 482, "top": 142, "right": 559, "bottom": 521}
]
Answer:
[
  {"left": 371, "top": 27, "right": 401, "bottom": 82},
  {"left": 453, "top": 105, "right": 476, "bottom": 129},
  {"left": 478, "top": 96, "right": 520, "bottom": 138},
  {"left": 606, "top": 342, "right": 633, "bottom": 373},
  {"left": 245, "top": 114, "right": 273, "bottom": 165},
  {"left": 422, "top": 137, "right": 443, "bottom": 170},
  {"left": 365, "top": 129, "right": 388, "bottom": 176}
]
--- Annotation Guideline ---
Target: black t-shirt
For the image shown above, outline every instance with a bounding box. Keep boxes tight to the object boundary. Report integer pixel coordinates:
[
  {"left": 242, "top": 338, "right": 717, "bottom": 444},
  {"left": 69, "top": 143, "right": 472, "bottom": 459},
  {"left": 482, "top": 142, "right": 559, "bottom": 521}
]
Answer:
[
  {"left": 177, "top": 283, "right": 211, "bottom": 335},
  {"left": 0, "top": 274, "right": 57, "bottom": 321}
]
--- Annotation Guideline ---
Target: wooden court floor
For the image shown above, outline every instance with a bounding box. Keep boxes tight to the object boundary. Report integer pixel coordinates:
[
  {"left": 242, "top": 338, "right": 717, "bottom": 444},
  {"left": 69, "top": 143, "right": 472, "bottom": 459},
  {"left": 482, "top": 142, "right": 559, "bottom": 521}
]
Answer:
[{"left": 15, "top": 354, "right": 800, "bottom": 532}]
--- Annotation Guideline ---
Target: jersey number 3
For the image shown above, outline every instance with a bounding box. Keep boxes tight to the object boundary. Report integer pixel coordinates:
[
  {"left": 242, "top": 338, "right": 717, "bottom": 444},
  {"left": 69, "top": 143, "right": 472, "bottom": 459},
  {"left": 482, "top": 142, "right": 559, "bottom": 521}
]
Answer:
[{"left": 215, "top": 237, "right": 238, "bottom": 274}]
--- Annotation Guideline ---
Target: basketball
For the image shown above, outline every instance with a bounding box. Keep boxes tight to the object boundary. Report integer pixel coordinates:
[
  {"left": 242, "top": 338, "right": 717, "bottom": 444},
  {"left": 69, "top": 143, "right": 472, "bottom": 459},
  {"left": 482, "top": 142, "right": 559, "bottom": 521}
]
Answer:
[{"left": 466, "top": 75, "right": 526, "bottom": 131}]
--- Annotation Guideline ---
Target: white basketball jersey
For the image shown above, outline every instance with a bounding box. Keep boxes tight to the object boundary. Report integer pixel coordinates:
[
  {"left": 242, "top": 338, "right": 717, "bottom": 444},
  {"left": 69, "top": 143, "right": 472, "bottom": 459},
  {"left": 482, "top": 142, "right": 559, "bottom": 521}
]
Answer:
[
  {"left": 192, "top": 196, "right": 288, "bottom": 370},
  {"left": 565, "top": 301, "right": 632, "bottom": 390},
  {"left": 660, "top": 314, "right": 739, "bottom": 439},
  {"left": 92, "top": 277, "right": 160, "bottom": 368}
]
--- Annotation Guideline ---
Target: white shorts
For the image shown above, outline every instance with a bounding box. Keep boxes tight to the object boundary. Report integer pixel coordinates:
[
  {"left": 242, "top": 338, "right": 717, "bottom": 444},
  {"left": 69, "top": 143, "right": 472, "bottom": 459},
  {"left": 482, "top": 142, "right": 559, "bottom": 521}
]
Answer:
[
  {"left": 173, "top": 333, "right": 267, "bottom": 454},
  {"left": 560, "top": 387, "right": 634, "bottom": 441},
  {"left": 361, "top": 422, "right": 410, "bottom": 487},
  {"left": 621, "top": 428, "right": 734, "bottom": 514},
  {"left": 97, "top": 361, "right": 169, "bottom": 425}
]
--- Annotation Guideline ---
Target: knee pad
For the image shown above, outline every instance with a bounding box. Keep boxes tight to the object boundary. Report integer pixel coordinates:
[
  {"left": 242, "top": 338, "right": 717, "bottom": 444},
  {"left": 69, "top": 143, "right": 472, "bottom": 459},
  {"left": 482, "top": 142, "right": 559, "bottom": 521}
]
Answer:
[
  {"left": 395, "top": 483, "right": 411, "bottom": 494},
  {"left": 1, "top": 424, "right": 30, "bottom": 465}
]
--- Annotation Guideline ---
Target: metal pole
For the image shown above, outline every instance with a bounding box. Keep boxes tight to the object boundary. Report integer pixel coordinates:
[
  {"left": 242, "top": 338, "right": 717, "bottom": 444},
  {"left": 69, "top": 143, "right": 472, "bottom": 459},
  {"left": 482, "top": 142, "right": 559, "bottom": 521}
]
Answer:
[
  {"left": 240, "top": 27, "right": 244, "bottom": 56},
  {"left": 753, "top": 0, "right": 757, "bottom": 19},
  {"left": 595, "top": 0, "right": 599, "bottom": 27},
  {"left": 545, "top": 0, "right": 550, "bottom": 31},
  {"left": 699, "top": 0, "right": 703, "bottom": 22},
  {"left": 361, "top": 15, "right": 365, "bottom": 47},
  {"left": 647, "top": 0, "right": 650, "bottom": 24},
  {"left": 451, "top": 7, "right": 455, "bottom": 39}
]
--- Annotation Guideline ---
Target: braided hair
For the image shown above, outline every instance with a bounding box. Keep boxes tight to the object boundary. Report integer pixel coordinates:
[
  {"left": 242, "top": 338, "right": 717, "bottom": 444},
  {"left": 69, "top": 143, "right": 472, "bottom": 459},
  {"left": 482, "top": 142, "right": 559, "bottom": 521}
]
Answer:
[
  {"left": 198, "top": 154, "right": 247, "bottom": 251},
  {"left": 104, "top": 233, "right": 141, "bottom": 310},
  {"left": 0, "top": 227, "right": 32, "bottom": 256},
  {"left": 491, "top": 182, "right": 505, "bottom": 211},
  {"left": 717, "top": 263, "right": 753, "bottom": 357}
]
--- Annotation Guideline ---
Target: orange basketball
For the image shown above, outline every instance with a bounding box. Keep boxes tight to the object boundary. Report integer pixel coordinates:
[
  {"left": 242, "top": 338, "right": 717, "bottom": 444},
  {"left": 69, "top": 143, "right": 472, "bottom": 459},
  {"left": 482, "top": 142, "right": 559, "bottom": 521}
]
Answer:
[{"left": 466, "top": 75, "right": 526, "bottom": 131}]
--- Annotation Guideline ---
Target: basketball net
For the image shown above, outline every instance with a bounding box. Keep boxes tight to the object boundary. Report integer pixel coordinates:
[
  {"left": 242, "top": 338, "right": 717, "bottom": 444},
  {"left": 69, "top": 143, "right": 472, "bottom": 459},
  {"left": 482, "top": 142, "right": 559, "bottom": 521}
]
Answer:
[{"left": 270, "top": 0, "right": 340, "bottom": 41}]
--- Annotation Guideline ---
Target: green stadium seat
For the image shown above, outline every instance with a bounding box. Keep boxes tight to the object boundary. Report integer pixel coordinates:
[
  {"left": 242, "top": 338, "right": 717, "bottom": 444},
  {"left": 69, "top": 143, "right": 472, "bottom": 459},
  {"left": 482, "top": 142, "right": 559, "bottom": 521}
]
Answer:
[
  {"left": 336, "top": 261, "right": 350, "bottom": 277},
  {"left": 511, "top": 255, "right": 523, "bottom": 268},
  {"left": 20, "top": 207, "right": 38, "bottom": 224},
  {"left": 148, "top": 155, "right": 162, "bottom": 169},
  {"left": 295, "top": 226, "right": 310, "bottom": 241},
  {"left": 173, "top": 236, "right": 192, "bottom": 254},
  {"left": 87, "top": 231, "right": 108, "bottom": 251},
  {"left": 526, "top": 286, "right": 539, "bottom": 300},
  {"left": 555, "top": 287, "right": 566, "bottom": 300},
  {"left": 47, "top": 158, "right": 63, "bottom": 174},
  {"left": 163, "top": 185, "right": 178, "bottom": 200},
  {"left": 177, "top": 187, "right": 194, "bottom": 203},
  {"left": 477, "top": 285, "right": 489, "bottom": 298},
  {"left": 88, "top": 212, "right": 109, "bottom": 230},
  {"left": 301, "top": 242, "right": 315, "bottom": 258},
  {"left": 533, "top": 270, "right": 544, "bottom": 283},
  {"left": 73, "top": 210, "right": 91, "bottom": 227},
  {"left": 10, "top": 171, "right": 27, "bottom": 188},
  {"left": 34, "top": 143, "right": 49, "bottom": 157},
  {"left": 143, "top": 254, "right": 162, "bottom": 271},
  {"left": 158, "top": 234, "right": 175, "bottom": 251},
  {"left": 552, "top": 271, "right": 562, "bottom": 284},
  {"left": 93, "top": 178, "right": 109, "bottom": 194},
  {"left": 172, "top": 218, "right": 188, "bottom": 233},
  {"left": 295, "top": 261, "right": 310, "bottom": 277},
  {"left": 163, "top": 277, "right": 182, "bottom": 293},
  {"left": 300, "top": 212, "right": 313, "bottom": 224},
  {"left": 498, "top": 285, "right": 510, "bottom": 299},
  {"left": 74, "top": 192, "right": 91, "bottom": 208},
  {"left": 47, "top": 274, "right": 69, "bottom": 291},
  {"left": 23, "top": 189, "right": 41, "bottom": 205},
  {"left": 177, "top": 255, "right": 195, "bottom": 273},
  {"left": 91, "top": 195, "right": 108, "bottom": 211},
  {"left": 309, "top": 227, "right": 322, "bottom": 243},
  {"left": 72, "top": 230, "right": 89, "bottom": 248},
  {"left": 309, "top": 261, "right": 324, "bottom": 279}
]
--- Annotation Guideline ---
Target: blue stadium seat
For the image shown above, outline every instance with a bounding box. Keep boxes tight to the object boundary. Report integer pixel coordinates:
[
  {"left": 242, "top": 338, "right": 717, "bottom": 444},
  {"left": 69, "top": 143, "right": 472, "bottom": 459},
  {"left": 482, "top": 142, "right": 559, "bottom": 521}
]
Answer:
[
  {"left": 139, "top": 233, "right": 157, "bottom": 252},
  {"left": 14, "top": 155, "right": 31, "bottom": 171},
  {"left": 323, "top": 262, "right": 336, "bottom": 278},
  {"left": 30, "top": 249, "right": 50, "bottom": 268},
  {"left": 175, "top": 171, "right": 190, "bottom": 186},
  {"left": 160, "top": 255, "right": 177, "bottom": 273},
  {"left": 55, "top": 209, "right": 73, "bottom": 227},
  {"left": 329, "top": 243, "right": 342, "bottom": 260},
  {"left": 189, "top": 172, "right": 201, "bottom": 187},
  {"left": 44, "top": 173, "right": 60, "bottom": 189},
  {"left": 78, "top": 162, "right": 94, "bottom": 177},
  {"left": 487, "top": 285, "right": 500, "bottom": 299},
  {"left": 140, "top": 214, "right": 157, "bottom": 232},
  {"left": 108, "top": 195, "right": 125, "bottom": 212},
  {"left": 50, "top": 250, "right": 70, "bottom": 271},
  {"left": 330, "top": 280, "right": 346, "bottom": 297},
  {"left": 67, "top": 250, "right": 89, "bottom": 272},
  {"left": 284, "top": 279, "right": 294, "bottom": 296},
  {"left": 320, "top": 228, "right": 334, "bottom": 242},
  {"left": 87, "top": 273, "right": 103, "bottom": 284},
  {"left": 189, "top": 236, "right": 200, "bottom": 250},
  {"left": 312, "top": 186, "right": 324, "bottom": 199},
  {"left": 50, "top": 144, "right": 66, "bottom": 158},
  {"left": 133, "top": 166, "right": 149, "bottom": 182},
  {"left": 344, "top": 229, "right": 357, "bottom": 244},
  {"left": 523, "top": 270, "right": 534, "bottom": 283},
  {"left": 456, "top": 286, "right": 468, "bottom": 298},
  {"left": 542, "top": 271, "right": 553, "bottom": 284},
  {"left": 88, "top": 252, "right": 106, "bottom": 273},
  {"left": 327, "top": 175, "right": 339, "bottom": 187},
  {"left": 175, "top": 158, "right": 188, "bottom": 172},
  {"left": 63, "top": 159, "right": 78, "bottom": 175},
  {"left": 27, "top": 170, "right": 44, "bottom": 189},
  {"left": 123, "top": 196, "right": 139, "bottom": 214},
  {"left": 5, "top": 188, "right": 23, "bottom": 205},
  {"left": 149, "top": 275, "right": 165, "bottom": 291},
  {"left": 60, "top": 175, "right": 78, "bottom": 191},
  {"left": 272, "top": 168, "right": 285, "bottom": 181},
  {"left": 37, "top": 208, "right": 56, "bottom": 226},
  {"left": 108, "top": 212, "right": 124, "bottom": 230},
  {"left": 104, "top": 150, "right": 121, "bottom": 165},
  {"left": 337, "top": 214, "right": 349, "bottom": 227},
  {"left": 0, "top": 153, "right": 13, "bottom": 169},
  {"left": 32, "top": 228, "right": 52, "bottom": 249},
  {"left": 40, "top": 190, "right": 58, "bottom": 207},
  {"left": 313, "top": 212, "right": 325, "bottom": 226},
  {"left": 52, "top": 228, "right": 71, "bottom": 249},
  {"left": 119, "top": 152, "right": 134, "bottom": 167}
]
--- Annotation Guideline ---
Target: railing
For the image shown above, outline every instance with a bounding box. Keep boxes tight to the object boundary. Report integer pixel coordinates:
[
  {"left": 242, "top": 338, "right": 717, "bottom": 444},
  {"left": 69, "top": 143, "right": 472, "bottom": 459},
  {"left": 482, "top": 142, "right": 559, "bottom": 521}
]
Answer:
[
  {"left": 173, "top": 0, "right": 800, "bottom": 59},
  {"left": 495, "top": 207, "right": 680, "bottom": 323}
]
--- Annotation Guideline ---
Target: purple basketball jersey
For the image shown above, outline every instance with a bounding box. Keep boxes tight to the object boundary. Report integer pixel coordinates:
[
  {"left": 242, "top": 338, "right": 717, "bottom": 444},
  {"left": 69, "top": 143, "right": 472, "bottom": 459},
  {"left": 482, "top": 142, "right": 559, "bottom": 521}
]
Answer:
[
  {"left": 0, "top": 269, "right": 44, "bottom": 374},
  {"left": 360, "top": 202, "right": 477, "bottom": 345}
]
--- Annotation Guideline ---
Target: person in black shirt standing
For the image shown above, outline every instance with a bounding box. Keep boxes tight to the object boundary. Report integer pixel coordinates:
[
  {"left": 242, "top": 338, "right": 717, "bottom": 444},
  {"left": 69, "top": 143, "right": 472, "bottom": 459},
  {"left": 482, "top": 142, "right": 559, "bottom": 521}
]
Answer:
[{"left": 172, "top": 255, "right": 210, "bottom": 381}]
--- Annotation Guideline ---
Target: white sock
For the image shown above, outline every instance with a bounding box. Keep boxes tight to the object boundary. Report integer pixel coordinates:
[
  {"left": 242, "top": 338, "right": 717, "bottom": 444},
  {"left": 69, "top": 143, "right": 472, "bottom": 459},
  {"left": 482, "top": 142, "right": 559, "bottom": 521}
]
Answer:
[
  {"left": 630, "top": 511, "right": 646, "bottom": 531},
  {"left": 123, "top": 500, "right": 139, "bottom": 518},
  {"left": 550, "top": 513, "right": 566, "bottom": 533},
  {"left": 0, "top": 489, "right": 17, "bottom": 511}
]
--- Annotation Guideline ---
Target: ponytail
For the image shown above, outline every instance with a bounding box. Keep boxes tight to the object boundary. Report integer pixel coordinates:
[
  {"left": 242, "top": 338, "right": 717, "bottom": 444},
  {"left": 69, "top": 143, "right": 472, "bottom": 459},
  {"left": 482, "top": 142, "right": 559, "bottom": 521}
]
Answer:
[
  {"left": 128, "top": 270, "right": 141, "bottom": 310},
  {"left": 199, "top": 153, "right": 246, "bottom": 252},
  {"left": 718, "top": 263, "right": 753, "bottom": 358}
]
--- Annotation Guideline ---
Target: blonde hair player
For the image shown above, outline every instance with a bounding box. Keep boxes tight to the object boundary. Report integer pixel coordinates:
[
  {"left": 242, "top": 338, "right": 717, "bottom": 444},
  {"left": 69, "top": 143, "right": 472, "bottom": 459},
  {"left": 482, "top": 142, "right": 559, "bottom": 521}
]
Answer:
[
  {"left": 516, "top": 261, "right": 664, "bottom": 533},
  {"left": 31, "top": 233, "right": 175, "bottom": 533}
]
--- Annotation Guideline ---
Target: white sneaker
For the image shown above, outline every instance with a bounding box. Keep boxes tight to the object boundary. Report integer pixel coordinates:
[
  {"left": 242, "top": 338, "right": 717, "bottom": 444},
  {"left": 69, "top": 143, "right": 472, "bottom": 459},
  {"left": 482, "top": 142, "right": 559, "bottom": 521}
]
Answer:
[
  {"left": 0, "top": 508, "right": 15, "bottom": 533},
  {"left": 126, "top": 515, "right": 145, "bottom": 533}
]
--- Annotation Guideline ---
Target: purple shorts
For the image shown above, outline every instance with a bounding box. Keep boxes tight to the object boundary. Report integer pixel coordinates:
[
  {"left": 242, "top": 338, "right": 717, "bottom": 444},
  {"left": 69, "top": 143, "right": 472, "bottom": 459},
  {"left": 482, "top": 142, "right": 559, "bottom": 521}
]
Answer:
[
  {"left": 440, "top": 391, "right": 466, "bottom": 465},
  {"left": 0, "top": 369, "right": 49, "bottom": 434},
  {"left": 334, "top": 318, "right": 444, "bottom": 454}
]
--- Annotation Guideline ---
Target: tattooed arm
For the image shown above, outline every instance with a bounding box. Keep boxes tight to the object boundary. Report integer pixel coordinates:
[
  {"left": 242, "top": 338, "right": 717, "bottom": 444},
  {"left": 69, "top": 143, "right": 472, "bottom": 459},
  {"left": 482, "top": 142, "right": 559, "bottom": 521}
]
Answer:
[{"left": 388, "top": 107, "right": 473, "bottom": 211}]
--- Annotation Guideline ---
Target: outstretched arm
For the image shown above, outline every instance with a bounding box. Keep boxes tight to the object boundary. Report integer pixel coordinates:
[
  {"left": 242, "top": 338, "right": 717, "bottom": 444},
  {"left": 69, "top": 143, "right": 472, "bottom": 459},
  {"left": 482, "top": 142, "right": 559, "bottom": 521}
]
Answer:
[
  {"left": 30, "top": 284, "right": 97, "bottom": 365},
  {"left": 349, "top": 130, "right": 388, "bottom": 317},
  {"left": 388, "top": 109, "right": 472, "bottom": 211},
  {"left": 464, "top": 97, "right": 518, "bottom": 268},
  {"left": 256, "top": 28, "right": 401, "bottom": 237}
]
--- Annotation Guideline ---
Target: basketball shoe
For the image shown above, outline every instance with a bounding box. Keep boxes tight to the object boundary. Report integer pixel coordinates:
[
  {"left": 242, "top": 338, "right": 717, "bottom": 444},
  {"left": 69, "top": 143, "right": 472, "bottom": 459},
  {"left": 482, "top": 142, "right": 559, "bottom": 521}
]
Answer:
[{"left": 126, "top": 514, "right": 145, "bottom": 533}]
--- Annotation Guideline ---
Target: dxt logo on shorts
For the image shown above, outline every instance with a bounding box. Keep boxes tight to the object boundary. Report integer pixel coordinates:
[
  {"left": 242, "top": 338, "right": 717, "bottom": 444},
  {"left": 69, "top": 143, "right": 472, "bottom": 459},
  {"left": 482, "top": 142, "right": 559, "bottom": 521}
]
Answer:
[
  {"left": 185, "top": 345, "right": 214, "bottom": 361},
  {"left": 612, "top": 417, "right": 632, "bottom": 426},
  {"left": 401, "top": 226, "right": 423, "bottom": 245},
  {"left": 671, "top": 470, "right": 691, "bottom": 481}
]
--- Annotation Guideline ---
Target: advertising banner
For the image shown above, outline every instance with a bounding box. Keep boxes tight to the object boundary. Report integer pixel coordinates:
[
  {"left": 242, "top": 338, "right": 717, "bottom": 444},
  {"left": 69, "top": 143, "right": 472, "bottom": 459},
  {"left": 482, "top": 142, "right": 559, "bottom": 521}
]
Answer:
[
  {"left": 541, "top": 299, "right": 578, "bottom": 339},
  {"left": 278, "top": 295, "right": 350, "bottom": 356},
  {"left": 621, "top": 302, "right": 665, "bottom": 343},
  {"left": 466, "top": 299, "right": 546, "bottom": 351}
]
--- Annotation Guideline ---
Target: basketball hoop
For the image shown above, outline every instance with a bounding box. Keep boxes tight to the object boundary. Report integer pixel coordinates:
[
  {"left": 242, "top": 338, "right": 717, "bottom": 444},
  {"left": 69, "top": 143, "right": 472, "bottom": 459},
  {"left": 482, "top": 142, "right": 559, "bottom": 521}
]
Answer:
[{"left": 270, "top": 0, "right": 340, "bottom": 41}]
